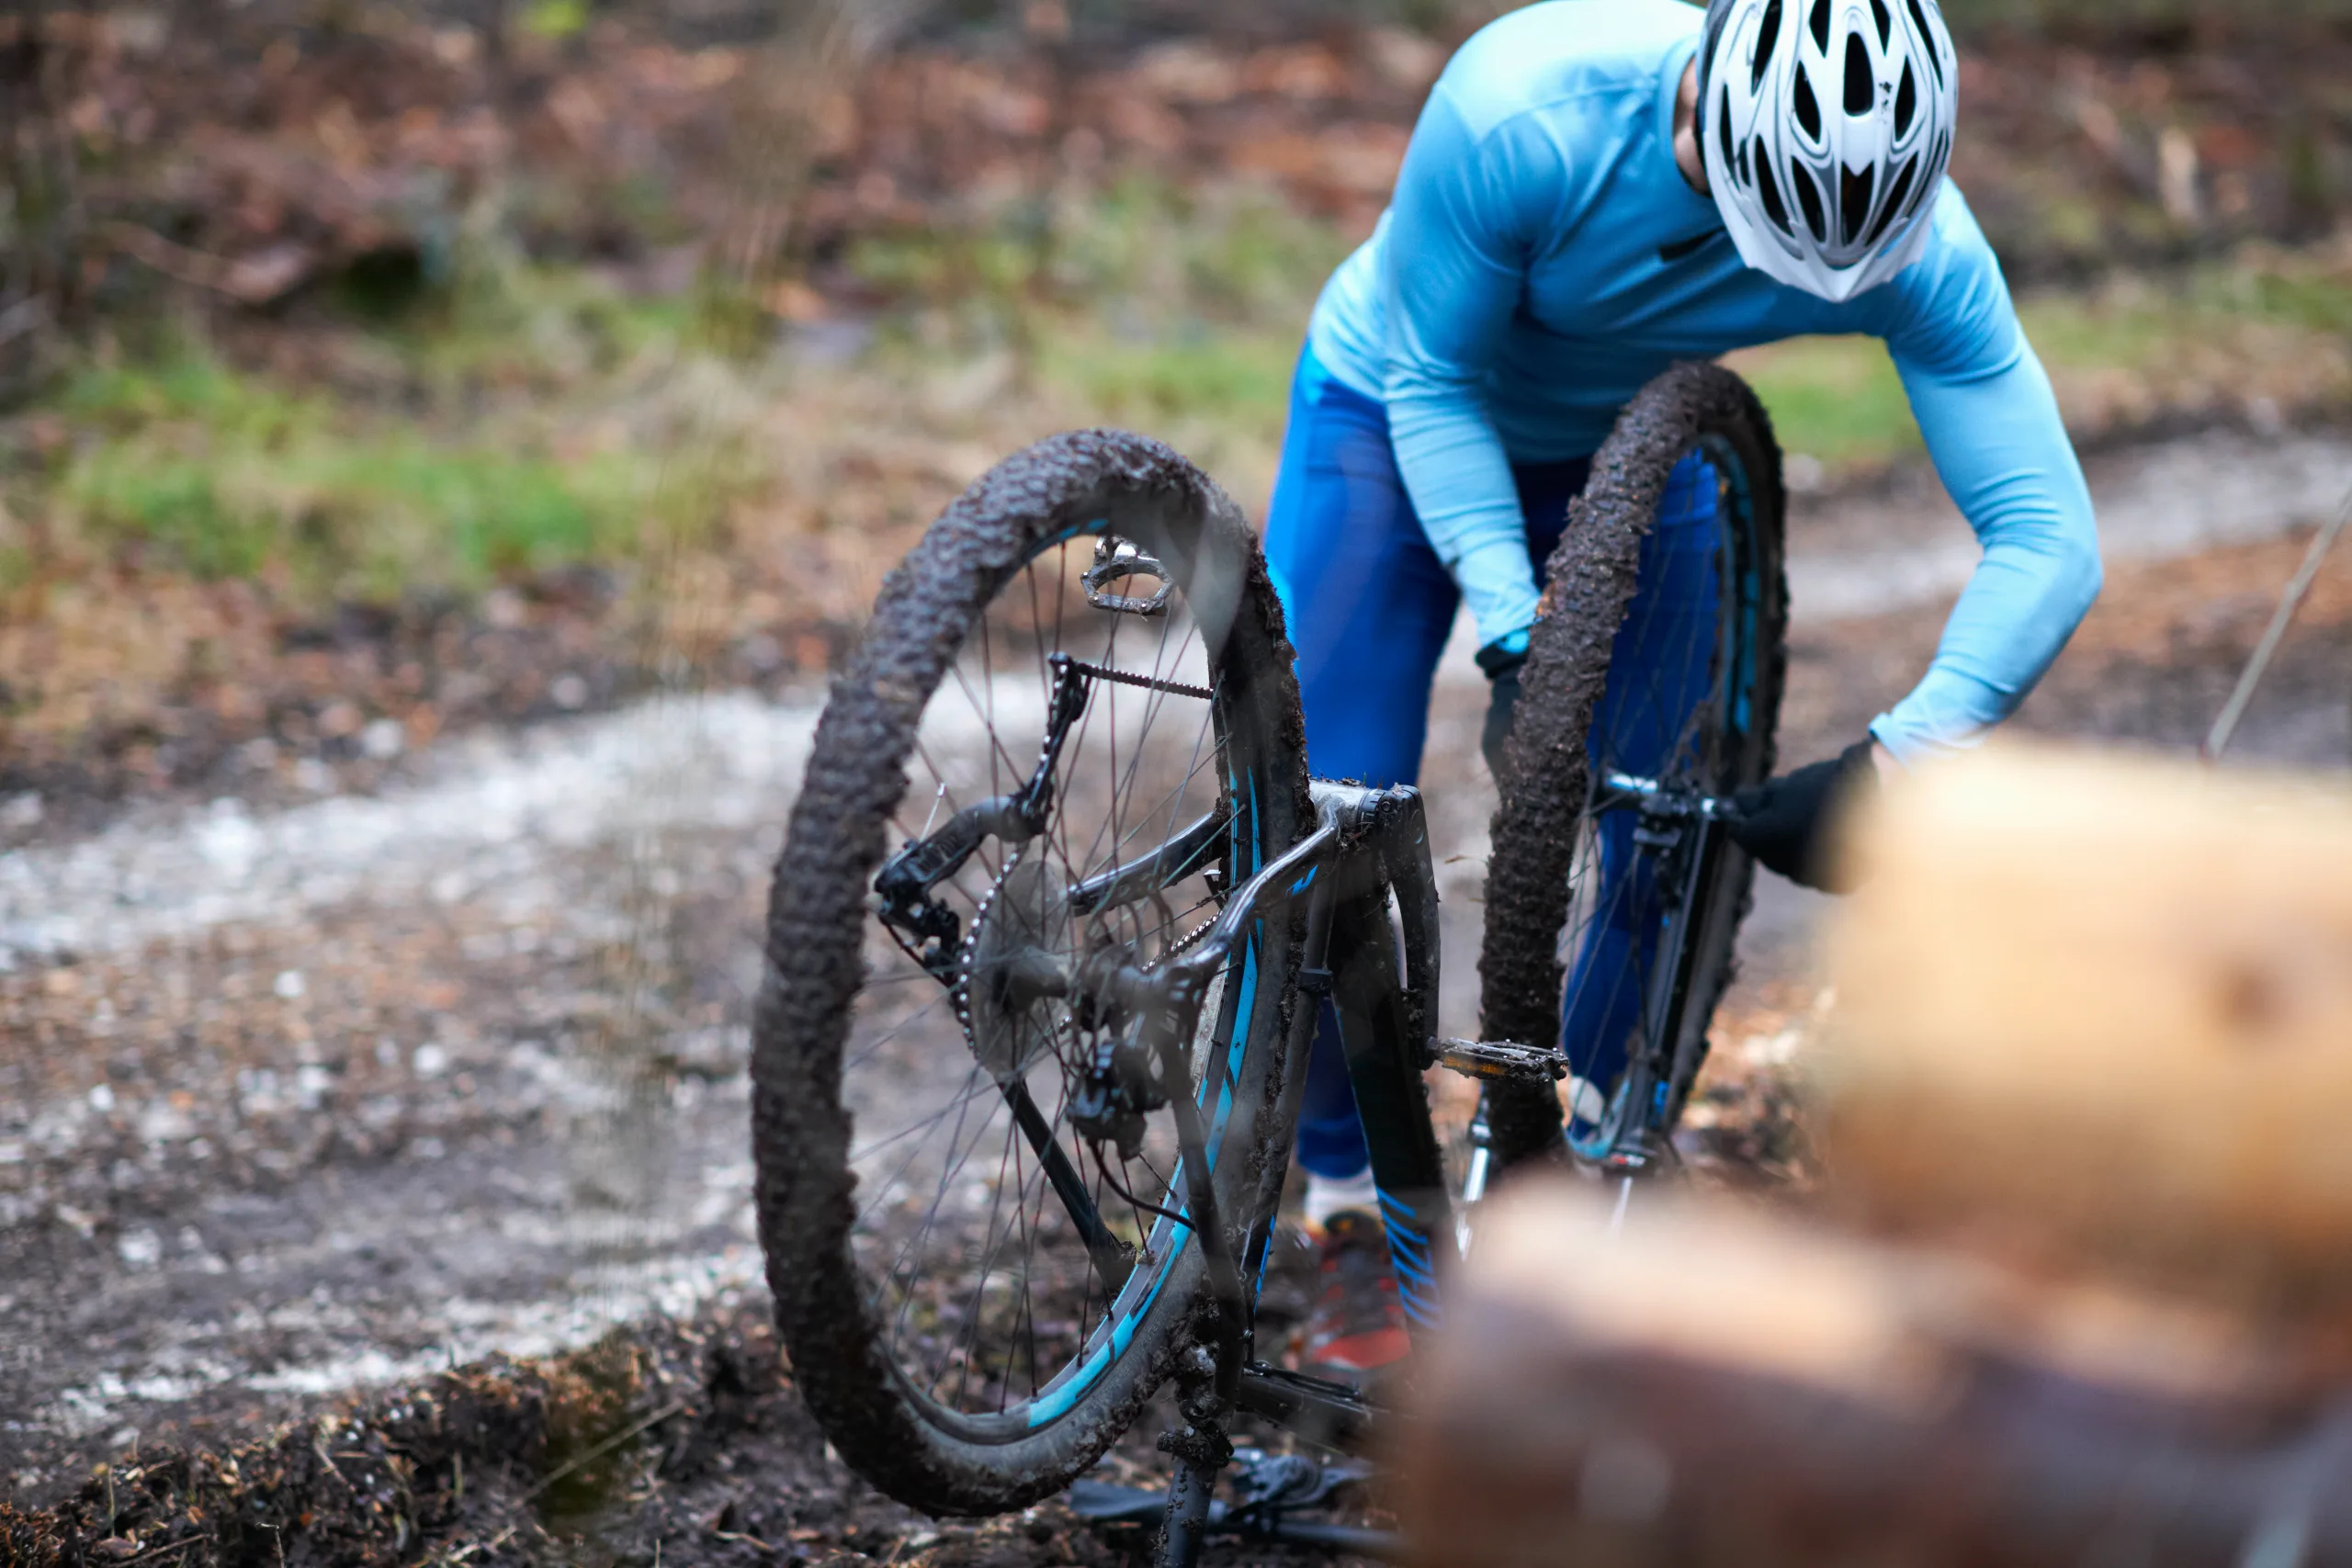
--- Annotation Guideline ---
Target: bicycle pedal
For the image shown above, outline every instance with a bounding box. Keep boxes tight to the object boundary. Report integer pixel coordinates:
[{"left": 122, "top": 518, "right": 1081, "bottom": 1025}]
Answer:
[{"left": 1435, "top": 1039, "right": 1568, "bottom": 1086}]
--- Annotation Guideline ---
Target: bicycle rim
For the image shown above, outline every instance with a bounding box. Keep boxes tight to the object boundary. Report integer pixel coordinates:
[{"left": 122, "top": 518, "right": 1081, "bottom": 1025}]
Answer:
[
  {"left": 1559, "top": 432, "right": 1776, "bottom": 1158},
  {"left": 826, "top": 522, "right": 1284, "bottom": 1440}
]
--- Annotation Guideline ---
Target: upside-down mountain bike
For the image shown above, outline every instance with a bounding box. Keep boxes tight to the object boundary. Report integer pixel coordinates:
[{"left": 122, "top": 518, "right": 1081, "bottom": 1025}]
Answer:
[{"left": 750, "top": 362, "right": 1788, "bottom": 1564}]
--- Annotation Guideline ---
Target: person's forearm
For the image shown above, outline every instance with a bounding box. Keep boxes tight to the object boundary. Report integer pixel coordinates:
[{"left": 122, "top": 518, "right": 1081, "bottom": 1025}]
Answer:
[
  {"left": 1880, "top": 340, "right": 2102, "bottom": 763},
  {"left": 1869, "top": 532, "right": 2101, "bottom": 761},
  {"left": 1375, "top": 85, "right": 1553, "bottom": 652},
  {"left": 1386, "top": 388, "right": 1538, "bottom": 647}
]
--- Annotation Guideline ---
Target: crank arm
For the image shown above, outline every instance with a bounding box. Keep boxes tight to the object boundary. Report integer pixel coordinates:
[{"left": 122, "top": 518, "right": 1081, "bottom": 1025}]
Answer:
[
  {"left": 1233, "top": 1362, "right": 1383, "bottom": 1454},
  {"left": 1066, "top": 1477, "right": 1399, "bottom": 1558}
]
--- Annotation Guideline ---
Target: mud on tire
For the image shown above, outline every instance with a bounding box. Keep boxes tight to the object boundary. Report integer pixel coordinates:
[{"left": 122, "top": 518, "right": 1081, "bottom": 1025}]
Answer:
[
  {"left": 751, "top": 430, "right": 1310, "bottom": 1517},
  {"left": 1476, "top": 363, "right": 1790, "bottom": 1167}
]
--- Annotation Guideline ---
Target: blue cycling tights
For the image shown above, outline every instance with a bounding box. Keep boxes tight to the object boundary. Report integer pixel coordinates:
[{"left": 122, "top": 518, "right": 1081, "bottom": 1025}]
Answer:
[{"left": 1262, "top": 349, "right": 1723, "bottom": 1181}]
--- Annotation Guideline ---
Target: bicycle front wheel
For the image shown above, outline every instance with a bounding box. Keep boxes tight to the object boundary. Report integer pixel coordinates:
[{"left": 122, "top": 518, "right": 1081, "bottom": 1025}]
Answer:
[
  {"left": 752, "top": 430, "right": 1310, "bottom": 1516},
  {"left": 1478, "top": 362, "right": 1789, "bottom": 1170}
]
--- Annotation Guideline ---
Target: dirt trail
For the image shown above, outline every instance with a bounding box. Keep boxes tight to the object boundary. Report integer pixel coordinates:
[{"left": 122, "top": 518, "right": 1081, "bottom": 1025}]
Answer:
[
  {"left": 3, "top": 426, "right": 2347, "bottom": 1556},
  {"left": 0, "top": 694, "right": 817, "bottom": 1486}
]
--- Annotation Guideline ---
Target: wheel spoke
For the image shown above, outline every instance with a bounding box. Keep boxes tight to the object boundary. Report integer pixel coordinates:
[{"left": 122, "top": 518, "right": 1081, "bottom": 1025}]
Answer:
[{"left": 808, "top": 521, "right": 1268, "bottom": 1422}]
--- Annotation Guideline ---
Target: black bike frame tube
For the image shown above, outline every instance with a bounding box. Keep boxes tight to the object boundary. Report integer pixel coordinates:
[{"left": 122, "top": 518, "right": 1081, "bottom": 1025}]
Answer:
[
  {"left": 1002, "top": 1079, "right": 1134, "bottom": 1296},
  {"left": 1327, "top": 886, "right": 1453, "bottom": 1343},
  {"left": 1240, "top": 991, "right": 1321, "bottom": 1358},
  {"left": 1066, "top": 806, "right": 1230, "bottom": 918},
  {"left": 1653, "top": 813, "right": 1733, "bottom": 1117}
]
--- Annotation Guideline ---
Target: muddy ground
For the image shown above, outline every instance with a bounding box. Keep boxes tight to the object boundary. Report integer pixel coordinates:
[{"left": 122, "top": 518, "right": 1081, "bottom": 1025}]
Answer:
[{"left": 2, "top": 423, "right": 2349, "bottom": 1566}]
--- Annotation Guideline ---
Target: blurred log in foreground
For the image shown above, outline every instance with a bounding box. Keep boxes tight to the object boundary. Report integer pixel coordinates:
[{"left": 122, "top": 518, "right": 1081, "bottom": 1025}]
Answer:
[
  {"left": 1402, "top": 748, "right": 2352, "bottom": 1565},
  {"left": 1400, "top": 1187, "right": 2352, "bottom": 1568},
  {"left": 1819, "top": 744, "right": 2352, "bottom": 1313}
]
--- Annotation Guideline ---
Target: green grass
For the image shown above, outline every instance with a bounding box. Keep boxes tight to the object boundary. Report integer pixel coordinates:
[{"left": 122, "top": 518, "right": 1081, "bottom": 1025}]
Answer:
[
  {"left": 17, "top": 252, "right": 772, "bottom": 605},
  {"left": 854, "top": 175, "right": 1346, "bottom": 418},
  {"left": 1724, "top": 336, "right": 1921, "bottom": 471},
  {"left": 841, "top": 175, "right": 1348, "bottom": 498},
  {"left": 1002, "top": 201, "right": 2352, "bottom": 481},
  {"left": 885, "top": 176, "right": 2352, "bottom": 486},
  {"left": 411, "top": 242, "right": 768, "bottom": 389},
  {"left": 1032, "top": 324, "right": 1299, "bottom": 428},
  {"left": 59, "top": 356, "right": 650, "bottom": 598}
]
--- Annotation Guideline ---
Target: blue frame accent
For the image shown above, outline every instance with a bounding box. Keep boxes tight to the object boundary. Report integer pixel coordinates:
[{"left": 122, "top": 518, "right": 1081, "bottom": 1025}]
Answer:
[{"left": 1022, "top": 773, "right": 1270, "bottom": 1429}]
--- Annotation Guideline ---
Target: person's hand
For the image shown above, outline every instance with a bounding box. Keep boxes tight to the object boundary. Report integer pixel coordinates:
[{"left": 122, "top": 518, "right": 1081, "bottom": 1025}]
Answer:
[
  {"left": 1476, "top": 635, "right": 1530, "bottom": 782},
  {"left": 1725, "top": 739, "right": 1885, "bottom": 893}
]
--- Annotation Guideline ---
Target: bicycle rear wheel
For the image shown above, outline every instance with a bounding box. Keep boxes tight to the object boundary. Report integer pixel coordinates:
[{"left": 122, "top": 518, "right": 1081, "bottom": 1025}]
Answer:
[
  {"left": 1478, "top": 363, "right": 1789, "bottom": 1169},
  {"left": 752, "top": 430, "right": 1310, "bottom": 1516}
]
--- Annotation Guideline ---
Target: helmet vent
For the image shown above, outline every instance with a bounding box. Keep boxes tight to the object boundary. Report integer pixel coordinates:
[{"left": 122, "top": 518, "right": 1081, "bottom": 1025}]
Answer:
[
  {"left": 1895, "top": 63, "right": 1917, "bottom": 136},
  {"left": 1874, "top": 153, "right": 1919, "bottom": 242},
  {"left": 1718, "top": 96, "right": 1737, "bottom": 174},
  {"left": 1809, "top": 0, "right": 1830, "bottom": 51},
  {"left": 1756, "top": 149, "right": 1792, "bottom": 233},
  {"left": 1791, "top": 158, "right": 1827, "bottom": 241},
  {"left": 1753, "top": 0, "right": 1782, "bottom": 91},
  {"left": 1844, "top": 34, "right": 1874, "bottom": 114},
  {"left": 1906, "top": 0, "right": 1945, "bottom": 90},
  {"left": 1840, "top": 164, "right": 1875, "bottom": 243},
  {"left": 1871, "top": 0, "right": 1893, "bottom": 45},
  {"left": 1794, "top": 68, "right": 1823, "bottom": 141}
]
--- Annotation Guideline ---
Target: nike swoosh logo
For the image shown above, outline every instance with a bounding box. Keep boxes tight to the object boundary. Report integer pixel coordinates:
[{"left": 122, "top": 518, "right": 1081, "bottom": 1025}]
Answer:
[{"left": 1657, "top": 229, "right": 1727, "bottom": 264}]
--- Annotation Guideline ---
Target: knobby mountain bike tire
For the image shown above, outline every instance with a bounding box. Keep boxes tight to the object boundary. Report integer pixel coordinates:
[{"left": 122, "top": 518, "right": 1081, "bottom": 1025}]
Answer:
[
  {"left": 1479, "top": 362, "right": 1790, "bottom": 1168},
  {"left": 752, "top": 430, "right": 1311, "bottom": 1517}
]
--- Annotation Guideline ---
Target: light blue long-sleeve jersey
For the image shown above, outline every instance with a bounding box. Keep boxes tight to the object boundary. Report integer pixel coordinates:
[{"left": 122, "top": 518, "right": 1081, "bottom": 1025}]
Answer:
[{"left": 1306, "top": 0, "right": 2101, "bottom": 764}]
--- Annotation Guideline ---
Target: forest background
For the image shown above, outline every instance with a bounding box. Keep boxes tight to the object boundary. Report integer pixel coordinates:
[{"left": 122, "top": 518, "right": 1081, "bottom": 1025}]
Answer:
[{"left": 5, "top": 0, "right": 2351, "bottom": 825}]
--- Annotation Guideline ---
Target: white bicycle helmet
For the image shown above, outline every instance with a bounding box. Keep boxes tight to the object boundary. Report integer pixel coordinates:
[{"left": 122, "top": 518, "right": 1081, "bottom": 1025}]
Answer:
[{"left": 1697, "top": 0, "right": 1959, "bottom": 301}]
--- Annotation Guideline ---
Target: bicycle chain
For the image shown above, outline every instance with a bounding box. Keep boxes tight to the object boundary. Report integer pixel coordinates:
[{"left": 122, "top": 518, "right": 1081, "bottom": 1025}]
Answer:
[{"left": 1061, "top": 658, "right": 1214, "bottom": 704}]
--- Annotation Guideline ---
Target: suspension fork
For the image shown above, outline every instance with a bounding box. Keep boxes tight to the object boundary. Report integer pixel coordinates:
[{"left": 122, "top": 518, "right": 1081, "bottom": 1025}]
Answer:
[{"left": 1591, "top": 771, "right": 1737, "bottom": 1171}]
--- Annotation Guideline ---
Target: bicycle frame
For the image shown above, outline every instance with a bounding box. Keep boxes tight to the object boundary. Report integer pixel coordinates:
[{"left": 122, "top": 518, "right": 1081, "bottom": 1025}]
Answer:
[
  {"left": 869, "top": 659, "right": 1736, "bottom": 1562},
  {"left": 1044, "top": 778, "right": 1453, "bottom": 1359},
  {"left": 1091, "top": 771, "right": 1737, "bottom": 1563},
  {"left": 1084, "top": 777, "right": 1453, "bottom": 1564}
]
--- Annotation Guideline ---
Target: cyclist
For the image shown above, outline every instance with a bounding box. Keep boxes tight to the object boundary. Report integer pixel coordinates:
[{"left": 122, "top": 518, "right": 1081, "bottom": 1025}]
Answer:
[{"left": 1264, "top": 0, "right": 2101, "bottom": 1375}]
